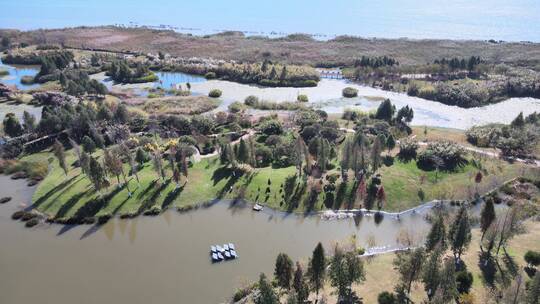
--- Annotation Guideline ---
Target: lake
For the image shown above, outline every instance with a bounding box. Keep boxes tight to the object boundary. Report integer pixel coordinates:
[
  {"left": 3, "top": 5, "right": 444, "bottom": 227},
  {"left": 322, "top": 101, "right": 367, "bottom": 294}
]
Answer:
[
  {"left": 0, "top": 58, "right": 40, "bottom": 90},
  {"left": 0, "top": 175, "right": 432, "bottom": 304}
]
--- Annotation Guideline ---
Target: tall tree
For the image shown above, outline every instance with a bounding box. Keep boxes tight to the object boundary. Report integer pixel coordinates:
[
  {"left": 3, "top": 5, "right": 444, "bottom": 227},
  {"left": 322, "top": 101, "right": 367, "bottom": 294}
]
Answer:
[
  {"left": 256, "top": 273, "right": 278, "bottom": 304},
  {"left": 275, "top": 253, "right": 294, "bottom": 290},
  {"left": 526, "top": 271, "right": 540, "bottom": 304},
  {"left": 448, "top": 205, "right": 472, "bottom": 261},
  {"left": 422, "top": 247, "right": 442, "bottom": 300},
  {"left": 119, "top": 143, "right": 140, "bottom": 186},
  {"left": 386, "top": 134, "right": 396, "bottom": 152},
  {"left": 393, "top": 248, "right": 425, "bottom": 297},
  {"left": 3, "top": 113, "right": 23, "bottom": 137},
  {"left": 375, "top": 99, "right": 395, "bottom": 121},
  {"left": 308, "top": 242, "right": 326, "bottom": 299},
  {"left": 22, "top": 111, "right": 36, "bottom": 133},
  {"left": 431, "top": 258, "right": 458, "bottom": 303},
  {"left": 292, "top": 262, "right": 309, "bottom": 303},
  {"left": 151, "top": 150, "right": 165, "bottom": 181},
  {"left": 87, "top": 156, "right": 107, "bottom": 194},
  {"left": 53, "top": 139, "right": 68, "bottom": 176},
  {"left": 370, "top": 136, "right": 383, "bottom": 173},
  {"left": 329, "top": 247, "right": 366, "bottom": 302},
  {"left": 237, "top": 138, "right": 250, "bottom": 164},
  {"left": 425, "top": 212, "right": 447, "bottom": 252},
  {"left": 480, "top": 197, "right": 496, "bottom": 242}
]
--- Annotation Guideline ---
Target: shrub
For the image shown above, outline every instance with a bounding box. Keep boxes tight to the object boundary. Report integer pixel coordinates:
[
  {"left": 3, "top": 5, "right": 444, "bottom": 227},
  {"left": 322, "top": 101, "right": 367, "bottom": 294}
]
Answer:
[
  {"left": 25, "top": 218, "right": 39, "bottom": 228},
  {"left": 525, "top": 251, "right": 540, "bottom": 267},
  {"left": 417, "top": 141, "right": 467, "bottom": 171},
  {"left": 342, "top": 87, "right": 359, "bottom": 98},
  {"left": 244, "top": 95, "right": 259, "bottom": 106},
  {"left": 378, "top": 291, "right": 396, "bottom": 304},
  {"left": 297, "top": 94, "right": 309, "bottom": 102},
  {"left": 228, "top": 101, "right": 245, "bottom": 113},
  {"left": 0, "top": 197, "right": 12, "bottom": 204},
  {"left": 143, "top": 205, "right": 162, "bottom": 216},
  {"left": 97, "top": 213, "right": 112, "bottom": 225},
  {"left": 0, "top": 69, "right": 8, "bottom": 76},
  {"left": 20, "top": 75, "right": 35, "bottom": 84},
  {"left": 204, "top": 72, "right": 217, "bottom": 79},
  {"left": 397, "top": 139, "right": 419, "bottom": 162},
  {"left": 456, "top": 271, "right": 473, "bottom": 294},
  {"left": 208, "top": 89, "right": 222, "bottom": 98},
  {"left": 259, "top": 119, "right": 283, "bottom": 135},
  {"left": 11, "top": 211, "right": 25, "bottom": 220},
  {"left": 21, "top": 212, "right": 38, "bottom": 221}
]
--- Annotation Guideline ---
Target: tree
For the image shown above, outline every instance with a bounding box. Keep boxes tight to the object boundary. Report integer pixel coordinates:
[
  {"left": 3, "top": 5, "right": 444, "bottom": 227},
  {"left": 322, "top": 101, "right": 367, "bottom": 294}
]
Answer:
[
  {"left": 275, "top": 253, "right": 294, "bottom": 290},
  {"left": 455, "top": 270, "right": 473, "bottom": 294},
  {"left": 448, "top": 205, "right": 472, "bottom": 261},
  {"left": 115, "top": 103, "right": 130, "bottom": 124},
  {"left": 526, "top": 272, "right": 540, "bottom": 304},
  {"left": 87, "top": 156, "right": 107, "bottom": 193},
  {"left": 292, "top": 262, "right": 309, "bottom": 303},
  {"left": 3, "top": 113, "right": 23, "bottom": 137},
  {"left": 425, "top": 212, "right": 447, "bottom": 252},
  {"left": 1, "top": 36, "right": 10, "bottom": 48},
  {"left": 280, "top": 66, "right": 288, "bottom": 83},
  {"left": 394, "top": 248, "right": 425, "bottom": 297},
  {"left": 256, "top": 273, "right": 278, "bottom": 304},
  {"left": 386, "top": 134, "right": 396, "bottom": 152},
  {"left": 53, "top": 139, "right": 68, "bottom": 176},
  {"left": 82, "top": 135, "right": 96, "bottom": 153},
  {"left": 135, "top": 147, "right": 148, "bottom": 167},
  {"left": 431, "top": 259, "right": 458, "bottom": 303},
  {"left": 524, "top": 251, "right": 540, "bottom": 268},
  {"left": 120, "top": 143, "right": 140, "bottom": 185},
  {"left": 375, "top": 99, "right": 395, "bottom": 121},
  {"left": 378, "top": 291, "right": 397, "bottom": 304},
  {"left": 103, "top": 148, "right": 126, "bottom": 190},
  {"left": 511, "top": 112, "right": 525, "bottom": 128},
  {"left": 237, "top": 138, "right": 250, "bottom": 164},
  {"left": 22, "top": 111, "right": 36, "bottom": 133},
  {"left": 151, "top": 150, "right": 165, "bottom": 181},
  {"left": 329, "top": 247, "right": 366, "bottom": 302},
  {"left": 422, "top": 247, "right": 442, "bottom": 300},
  {"left": 480, "top": 197, "right": 496, "bottom": 241},
  {"left": 370, "top": 136, "right": 383, "bottom": 172},
  {"left": 308, "top": 242, "right": 326, "bottom": 299}
]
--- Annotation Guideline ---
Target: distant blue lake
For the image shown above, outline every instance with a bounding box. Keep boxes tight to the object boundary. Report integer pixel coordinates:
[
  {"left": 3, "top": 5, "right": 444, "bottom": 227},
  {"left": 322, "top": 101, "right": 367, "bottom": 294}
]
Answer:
[
  {"left": 0, "top": 59, "right": 40, "bottom": 90},
  {"left": 1, "top": 0, "right": 539, "bottom": 42}
]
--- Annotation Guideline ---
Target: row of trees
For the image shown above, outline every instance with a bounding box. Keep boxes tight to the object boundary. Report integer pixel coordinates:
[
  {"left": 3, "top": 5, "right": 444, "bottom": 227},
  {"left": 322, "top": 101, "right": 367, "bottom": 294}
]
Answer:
[{"left": 107, "top": 60, "right": 158, "bottom": 83}]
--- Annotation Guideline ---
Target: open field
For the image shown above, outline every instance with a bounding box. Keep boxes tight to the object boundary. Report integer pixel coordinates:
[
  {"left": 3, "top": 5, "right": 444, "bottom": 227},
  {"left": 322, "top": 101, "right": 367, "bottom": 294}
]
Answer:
[{"left": 2, "top": 26, "right": 540, "bottom": 67}]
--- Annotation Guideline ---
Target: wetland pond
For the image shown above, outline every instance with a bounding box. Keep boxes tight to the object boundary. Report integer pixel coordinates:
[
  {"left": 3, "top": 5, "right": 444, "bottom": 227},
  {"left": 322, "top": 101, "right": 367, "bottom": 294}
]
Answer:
[{"left": 0, "top": 175, "right": 432, "bottom": 304}]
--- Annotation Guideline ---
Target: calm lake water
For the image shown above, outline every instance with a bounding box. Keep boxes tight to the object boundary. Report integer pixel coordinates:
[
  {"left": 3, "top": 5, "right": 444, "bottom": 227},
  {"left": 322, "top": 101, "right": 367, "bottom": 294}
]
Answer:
[
  {"left": 0, "top": 175, "right": 432, "bottom": 304},
  {"left": 1, "top": 0, "right": 539, "bottom": 42},
  {"left": 0, "top": 59, "right": 40, "bottom": 90}
]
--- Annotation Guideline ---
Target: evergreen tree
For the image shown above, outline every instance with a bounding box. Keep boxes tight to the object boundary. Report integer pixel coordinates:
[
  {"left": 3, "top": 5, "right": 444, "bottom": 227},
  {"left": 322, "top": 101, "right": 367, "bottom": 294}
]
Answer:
[
  {"left": 432, "top": 259, "right": 458, "bottom": 303},
  {"left": 308, "top": 242, "right": 326, "bottom": 299},
  {"left": 120, "top": 143, "right": 140, "bottom": 185},
  {"left": 22, "top": 111, "right": 36, "bottom": 133},
  {"left": 280, "top": 66, "right": 288, "bottom": 83},
  {"left": 480, "top": 197, "right": 496, "bottom": 241},
  {"left": 87, "top": 156, "right": 107, "bottom": 193},
  {"left": 135, "top": 147, "right": 148, "bottom": 167},
  {"left": 152, "top": 150, "right": 165, "bottom": 181},
  {"left": 82, "top": 135, "right": 96, "bottom": 153},
  {"left": 393, "top": 248, "right": 425, "bottom": 297},
  {"left": 275, "top": 253, "right": 294, "bottom": 290},
  {"left": 292, "top": 262, "right": 309, "bottom": 303},
  {"left": 511, "top": 112, "right": 525, "bottom": 128},
  {"left": 115, "top": 104, "right": 130, "bottom": 124},
  {"left": 422, "top": 247, "right": 442, "bottom": 300},
  {"left": 256, "top": 273, "right": 278, "bottom": 304},
  {"left": 448, "top": 205, "right": 472, "bottom": 261},
  {"left": 53, "top": 139, "right": 68, "bottom": 176},
  {"left": 425, "top": 212, "right": 447, "bottom": 252},
  {"left": 375, "top": 99, "right": 395, "bottom": 121},
  {"left": 329, "top": 247, "right": 366, "bottom": 302},
  {"left": 526, "top": 271, "right": 540, "bottom": 304},
  {"left": 3, "top": 113, "right": 23, "bottom": 137},
  {"left": 370, "top": 136, "right": 383, "bottom": 173},
  {"left": 386, "top": 134, "right": 396, "bottom": 152},
  {"left": 237, "top": 138, "right": 250, "bottom": 164}
]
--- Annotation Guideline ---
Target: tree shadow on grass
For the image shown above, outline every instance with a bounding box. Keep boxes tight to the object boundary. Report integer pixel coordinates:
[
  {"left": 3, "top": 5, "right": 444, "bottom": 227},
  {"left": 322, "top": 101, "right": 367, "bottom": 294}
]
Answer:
[
  {"left": 138, "top": 179, "right": 171, "bottom": 213},
  {"left": 478, "top": 251, "right": 497, "bottom": 287},
  {"left": 161, "top": 184, "right": 184, "bottom": 210},
  {"left": 27, "top": 175, "right": 79, "bottom": 211},
  {"left": 215, "top": 169, "right": 243, "bottom": 199},
  {"left": 137, "top": 179, "right": 158, "bottom": 198},
  {"left": 211, "top": 166, "right": 234, "bottom": 186},
  {"left": 54, "top": 188, "right": 93, "bottom": 219}
]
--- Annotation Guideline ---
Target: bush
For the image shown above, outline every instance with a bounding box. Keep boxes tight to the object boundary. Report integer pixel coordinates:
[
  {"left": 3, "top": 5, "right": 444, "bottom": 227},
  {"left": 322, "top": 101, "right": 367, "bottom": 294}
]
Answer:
[
  {"left": 143, "top": 205, "right": 162, "bottom": 216},
  {"left": 456, "top": 271, "right": 473, "bottom": 294},
  {"left": 21, "top": 212, "right": 38, "bottom": 221},
  {"left": 204, "top": 72, "right": 217, "bottom": 79},
  {"left": 244, "top": 95, "right": 259, "bottom": 106},
  {"left": 11, "top": 211, "right": 25, "bottom": 220},
  {"left": 259, "top": 119, "right": 283, "bottom": 135},
  {"left": 25, "top": 218, "right": 39, "bottom": 228},
  {"left": 0, "top": 197, "right": 12, "bottom": 204},
  {"left": 525, "top": 251, "right": 540, "bottom": 267},
  {"left": 378, "top": 291, "right": 396, "bottom": 304},
  {"left": 97, "top": 213, "right": 112, "bottom": 225},
  {"left": 417, "top": 141, "right": 467, "bottom": 171},
  {"left": 208, "top": 89, "right": 222, "bottom": 98},
  {"left": 342, "top": 87, "right": 359, "bottom": 98},
  {"left": 297, "top": 94, "right": 309, "bottom": 102},
  {"left": 397, "top": 139, "right": 419, "bottom": 162}
]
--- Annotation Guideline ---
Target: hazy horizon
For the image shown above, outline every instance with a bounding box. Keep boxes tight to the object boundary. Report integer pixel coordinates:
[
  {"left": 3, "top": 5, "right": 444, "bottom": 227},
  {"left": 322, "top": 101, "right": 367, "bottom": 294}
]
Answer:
[{"left": 2, "top": 0, "right": 540, "bottom": 42}]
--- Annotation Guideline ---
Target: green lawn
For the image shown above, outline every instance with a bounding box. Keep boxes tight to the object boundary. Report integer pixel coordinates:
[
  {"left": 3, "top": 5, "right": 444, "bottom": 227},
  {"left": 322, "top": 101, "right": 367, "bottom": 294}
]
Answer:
[{"left": 379, "top": 157, "right": 528, "bottom": 211}]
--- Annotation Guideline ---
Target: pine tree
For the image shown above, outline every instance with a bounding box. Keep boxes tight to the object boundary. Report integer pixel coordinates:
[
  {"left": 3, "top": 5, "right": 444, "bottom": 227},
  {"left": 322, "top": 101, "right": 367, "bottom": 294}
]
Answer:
[
  {"left": 256, "top": 273, "right": 278, "bottom": 304},
  {"left": 53, "top": 139, "right": 68, "bottom": 176},
  {"left": 480, "top": 197, "right": 496, "bottom": 241},
  {"left": 370, "top": 136, "right": 383, "bottom": 173},
  {"left": 526, "top": 271, "right": 540, "bottom": 304},
  {"left": 88, "top": 156, "right": 107, "bottom": 193},
  {"left": 120, "top": 143, "right": 140, "bottom": 186},
  {"left": 275, "top": 253, "right": 294, "bottom": 290},
  {"left": 237, "top": 138, "right": 250, "bottom": 164},
  {"left": 375, "top": 99, "right": 395, "bottom": 121},
  {"left": 308, "top": 242, "right": 326, "bottom": 299},
  {"left": 511, "top": 112, "right": 525, "bottom": 128},
  {"left": 152, "top": 150, "right": 165, "bottom": 181},
  {"left": 22, "top": 111, "right": 36, "bottom": 133},
  {"left": 292, "top": 262, "right": 309, "bottom": 303},
  {"left": 393, "top": 248, "right": 425, "bottom": 297},
  {"left": 386, "top": 134, "right": 396, "bottom": 152},
  {"left": 425, "top": 212, "right": 447, "bottom": 252},
  {"left": 432, "top": 259, "right": 458, "bottom": 303},
  {"left": 448, "top": 205, "right": 472, "bottom": 261},
  {"left": 422, "top": 247, "right": 442, "bottom": 300},
  {"left": 2, "top": 113, "right": 23, "bottom": 137}
]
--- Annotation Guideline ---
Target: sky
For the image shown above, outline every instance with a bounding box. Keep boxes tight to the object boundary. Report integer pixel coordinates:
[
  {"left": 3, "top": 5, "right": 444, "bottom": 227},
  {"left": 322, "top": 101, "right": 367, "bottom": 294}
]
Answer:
[{"left": 1, "top": 0, "right": 539, "bottom": 41}]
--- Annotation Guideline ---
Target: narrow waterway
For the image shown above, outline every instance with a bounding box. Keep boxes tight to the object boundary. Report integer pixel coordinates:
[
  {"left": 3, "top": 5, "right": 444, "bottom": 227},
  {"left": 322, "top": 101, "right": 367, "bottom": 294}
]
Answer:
[{"left": 0, "top": 175, "right": 431, "bottom": 304}]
